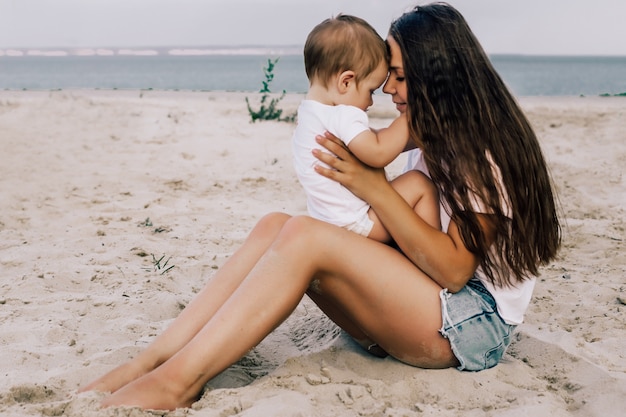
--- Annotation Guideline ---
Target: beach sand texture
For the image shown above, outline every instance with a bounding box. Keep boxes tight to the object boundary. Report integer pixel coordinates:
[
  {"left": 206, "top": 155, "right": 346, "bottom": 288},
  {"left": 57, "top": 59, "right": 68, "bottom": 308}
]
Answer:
[{"left": 0, "top": 91, "right": 624, "bottom": 416}]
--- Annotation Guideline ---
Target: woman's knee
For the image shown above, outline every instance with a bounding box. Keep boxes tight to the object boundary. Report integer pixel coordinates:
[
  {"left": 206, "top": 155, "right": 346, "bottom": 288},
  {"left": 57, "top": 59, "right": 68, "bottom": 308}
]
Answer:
[
  {"left": 254, "top": 212, "right": 291, "bottom": 232},
  {"left": 403, "top": 170, "right": 436, "bottom": 189},
  {"left": 272, "top": 216, "right": 335, "bottom": 257},
  {"left": 392, "top": 170, "right": 435, "bottom": 198},
  {"left": 251, "top": 215, "right": 326, "bottom": 253},
  {"left": 279, "top": 215, "right": 321, "bottom": 240}
]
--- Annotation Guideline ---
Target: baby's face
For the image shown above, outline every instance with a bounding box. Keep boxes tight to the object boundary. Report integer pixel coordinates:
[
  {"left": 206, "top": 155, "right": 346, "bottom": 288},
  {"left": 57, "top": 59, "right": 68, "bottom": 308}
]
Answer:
[{"left": 350, "top": 61, "right": 389, "bottom": 111}]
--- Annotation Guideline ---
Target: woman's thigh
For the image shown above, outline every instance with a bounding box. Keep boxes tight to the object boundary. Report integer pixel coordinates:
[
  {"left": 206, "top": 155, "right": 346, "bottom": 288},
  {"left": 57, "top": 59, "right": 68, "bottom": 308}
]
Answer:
[{"left": 294, "top": 217, "right": 457, "bottom": 368}]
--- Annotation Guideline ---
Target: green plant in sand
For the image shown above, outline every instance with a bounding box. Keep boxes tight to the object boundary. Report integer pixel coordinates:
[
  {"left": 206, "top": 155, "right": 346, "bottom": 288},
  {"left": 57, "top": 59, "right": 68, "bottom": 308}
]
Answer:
[
  {"left": 245, "top": 58, "right": 296, "bottom": 123},
  {"left": 143, "top": 254, "right": 175, "bottom": 275}
]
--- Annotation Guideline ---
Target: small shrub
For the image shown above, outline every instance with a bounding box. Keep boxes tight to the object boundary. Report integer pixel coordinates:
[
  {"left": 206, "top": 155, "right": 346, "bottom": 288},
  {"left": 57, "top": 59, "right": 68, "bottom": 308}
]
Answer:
[
  {"left": 245, "top": 58, "right": 296, "bottom": 123},
  {"left": 143, "top": 254, "right": 175, "bottom": 275}
]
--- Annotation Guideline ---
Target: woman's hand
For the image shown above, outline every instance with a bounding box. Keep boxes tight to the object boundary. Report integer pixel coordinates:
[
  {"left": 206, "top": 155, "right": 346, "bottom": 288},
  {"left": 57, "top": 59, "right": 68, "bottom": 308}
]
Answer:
[{"left": 313, "top": 131, "right": 389, "bottom": 201}]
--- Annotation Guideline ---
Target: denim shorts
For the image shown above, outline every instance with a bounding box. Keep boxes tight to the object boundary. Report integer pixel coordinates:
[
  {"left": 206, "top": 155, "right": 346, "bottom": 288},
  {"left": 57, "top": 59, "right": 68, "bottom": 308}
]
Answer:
[{"left": 439, "top": 279, "right": 516, "bottom": 371}]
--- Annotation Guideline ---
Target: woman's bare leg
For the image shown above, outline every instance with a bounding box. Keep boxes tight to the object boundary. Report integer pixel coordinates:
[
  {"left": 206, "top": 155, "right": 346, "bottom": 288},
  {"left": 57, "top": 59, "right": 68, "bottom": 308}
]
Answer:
[
  {"left": 79, "top": 212, "right": 291, "bottom": 394},
  {"left": 391, "top": 170, "right": 440, "bottom": 230},
  {"left": 367, "top": 170, "right": 440, "bottom": 242},
  {"left": 307, "top": 265, "right": 458, "bottom": 367},
  {"left": 100, "top": 216, "right": 455, "bottom": 410},
  {"left": 306, "top": 287, "right": 389, "bottom": 357}
]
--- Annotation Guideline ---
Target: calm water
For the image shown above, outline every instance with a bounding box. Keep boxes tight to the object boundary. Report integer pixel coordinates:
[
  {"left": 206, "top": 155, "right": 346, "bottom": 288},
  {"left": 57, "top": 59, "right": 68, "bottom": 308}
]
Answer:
[{"left": 1, "top": 51, "right": 625, "bottom": 96}]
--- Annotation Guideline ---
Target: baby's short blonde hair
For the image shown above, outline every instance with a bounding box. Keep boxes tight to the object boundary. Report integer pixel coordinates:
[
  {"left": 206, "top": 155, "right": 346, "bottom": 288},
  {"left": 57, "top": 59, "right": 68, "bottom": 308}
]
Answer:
[{"left": 304, "top": 15, "right": 387, "bottom": 88}]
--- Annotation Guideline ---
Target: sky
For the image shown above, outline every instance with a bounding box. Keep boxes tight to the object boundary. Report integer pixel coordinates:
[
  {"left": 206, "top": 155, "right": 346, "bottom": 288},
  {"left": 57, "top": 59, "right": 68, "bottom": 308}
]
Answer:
[{"left": 1, "top": 0, "right": 625, "bottom": 56}]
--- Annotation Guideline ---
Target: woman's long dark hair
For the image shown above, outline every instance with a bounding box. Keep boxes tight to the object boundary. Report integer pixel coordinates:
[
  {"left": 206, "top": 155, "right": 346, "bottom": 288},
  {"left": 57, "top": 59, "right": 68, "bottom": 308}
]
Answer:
[{"left": 390, "top": 3, "right": 561, "bottom": 286}]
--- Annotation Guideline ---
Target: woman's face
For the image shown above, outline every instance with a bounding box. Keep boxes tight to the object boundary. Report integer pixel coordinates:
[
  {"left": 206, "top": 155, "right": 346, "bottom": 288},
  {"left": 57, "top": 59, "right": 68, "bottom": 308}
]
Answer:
[{"left": 382, "top": 35, "right": 407, "bottom": 114}]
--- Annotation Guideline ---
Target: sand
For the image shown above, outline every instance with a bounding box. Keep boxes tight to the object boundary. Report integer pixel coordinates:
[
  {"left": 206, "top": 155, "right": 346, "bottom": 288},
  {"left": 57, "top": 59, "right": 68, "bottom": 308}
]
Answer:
[{"left": 0, "top": 90, "right": 624, "bottom": 417}]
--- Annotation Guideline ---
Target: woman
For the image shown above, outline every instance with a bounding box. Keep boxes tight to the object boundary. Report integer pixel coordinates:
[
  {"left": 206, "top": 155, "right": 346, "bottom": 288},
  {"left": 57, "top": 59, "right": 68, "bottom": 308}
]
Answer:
[{"left": 80, "top": 3, "right": 560, "bottom": 411}]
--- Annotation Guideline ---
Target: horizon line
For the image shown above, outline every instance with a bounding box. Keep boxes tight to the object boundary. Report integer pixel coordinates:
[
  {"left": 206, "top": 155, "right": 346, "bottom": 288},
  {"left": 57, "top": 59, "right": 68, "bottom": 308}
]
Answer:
[{"left": 0, "top": 45, "right": 624, "bottom": 58}]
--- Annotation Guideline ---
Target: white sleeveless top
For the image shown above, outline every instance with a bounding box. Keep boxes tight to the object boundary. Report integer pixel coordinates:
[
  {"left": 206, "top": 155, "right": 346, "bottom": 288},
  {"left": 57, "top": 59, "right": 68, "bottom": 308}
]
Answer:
[{"left": 404, "top": 149, "right": 535, "bottom": 325}]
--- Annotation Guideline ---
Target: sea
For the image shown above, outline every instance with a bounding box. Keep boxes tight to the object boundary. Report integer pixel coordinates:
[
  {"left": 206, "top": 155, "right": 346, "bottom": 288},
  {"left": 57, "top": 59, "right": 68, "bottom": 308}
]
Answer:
[{"left": 1, "top": 46, "right": 625, "bottom": 96}]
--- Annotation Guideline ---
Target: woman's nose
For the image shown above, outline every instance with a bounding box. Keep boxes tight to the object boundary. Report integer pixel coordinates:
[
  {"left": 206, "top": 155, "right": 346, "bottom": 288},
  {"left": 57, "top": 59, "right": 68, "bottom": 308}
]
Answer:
[{"left": 382, "top": 78, "right": 394, "bottom": 94}]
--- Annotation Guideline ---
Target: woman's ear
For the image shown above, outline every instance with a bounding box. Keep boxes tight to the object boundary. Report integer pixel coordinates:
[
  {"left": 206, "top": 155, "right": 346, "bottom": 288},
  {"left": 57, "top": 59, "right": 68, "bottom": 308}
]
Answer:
[{"left": 336, "top": 70, "right": 356, "bottom": 94}]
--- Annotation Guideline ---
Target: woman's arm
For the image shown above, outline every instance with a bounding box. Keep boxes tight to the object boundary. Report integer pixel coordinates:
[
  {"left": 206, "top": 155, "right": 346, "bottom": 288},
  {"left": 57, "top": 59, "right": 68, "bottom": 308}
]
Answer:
[{"left": 313, "top": 133, "right": 495, "bottom": 292}]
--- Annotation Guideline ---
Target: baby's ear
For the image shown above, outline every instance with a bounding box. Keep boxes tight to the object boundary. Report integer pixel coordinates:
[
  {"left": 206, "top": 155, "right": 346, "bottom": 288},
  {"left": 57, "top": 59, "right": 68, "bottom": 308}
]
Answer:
[{"left": 337, "top": 70, "right": 356, "bottom": 93}]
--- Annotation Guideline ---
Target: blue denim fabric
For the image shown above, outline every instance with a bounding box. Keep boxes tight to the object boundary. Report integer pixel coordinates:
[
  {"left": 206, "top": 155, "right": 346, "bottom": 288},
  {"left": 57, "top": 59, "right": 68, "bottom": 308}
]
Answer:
[{"left": 439, "top": 279, "right": 516, "bottom": 371}]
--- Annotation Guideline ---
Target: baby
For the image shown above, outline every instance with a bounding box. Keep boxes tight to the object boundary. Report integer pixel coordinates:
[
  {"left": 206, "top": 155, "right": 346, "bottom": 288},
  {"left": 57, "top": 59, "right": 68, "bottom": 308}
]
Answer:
[{"left": 292, "top": 14, "right": 440, "bottom": 241}]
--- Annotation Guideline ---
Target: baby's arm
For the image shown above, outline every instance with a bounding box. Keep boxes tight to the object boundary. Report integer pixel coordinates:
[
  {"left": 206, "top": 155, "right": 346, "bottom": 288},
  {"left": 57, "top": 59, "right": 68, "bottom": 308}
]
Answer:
[{"left": 347, "top": 114, "right": 409, "bottom": 167}]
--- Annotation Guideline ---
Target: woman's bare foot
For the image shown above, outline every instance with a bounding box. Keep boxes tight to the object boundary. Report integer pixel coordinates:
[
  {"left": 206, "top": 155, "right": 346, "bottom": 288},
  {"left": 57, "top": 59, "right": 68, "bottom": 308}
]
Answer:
[
  {"left": 100, "top": 370, "right": 199, "bottom": 411},
  {"left": 78, "top": 360, "right": 152, "bottom": 394}
]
